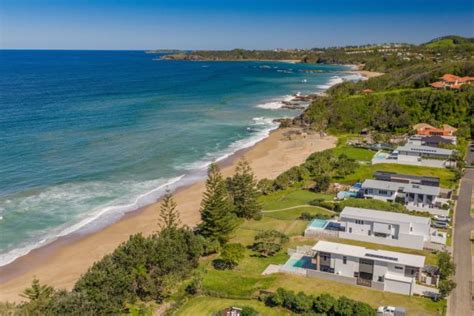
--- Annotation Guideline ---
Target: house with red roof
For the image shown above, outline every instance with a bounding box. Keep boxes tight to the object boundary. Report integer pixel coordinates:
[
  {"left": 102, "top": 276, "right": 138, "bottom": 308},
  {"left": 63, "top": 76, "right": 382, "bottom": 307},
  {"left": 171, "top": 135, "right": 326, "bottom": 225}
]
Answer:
[{"left": 431, "top": 74, "right": 474, "bottom": 90}]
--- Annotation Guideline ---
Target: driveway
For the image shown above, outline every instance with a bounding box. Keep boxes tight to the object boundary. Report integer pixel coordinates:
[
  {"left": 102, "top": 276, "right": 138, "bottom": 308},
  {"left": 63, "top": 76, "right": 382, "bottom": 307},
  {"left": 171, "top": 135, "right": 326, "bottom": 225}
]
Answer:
[{"left": 448, "top": 167, "right": 474, "bottom": 315}]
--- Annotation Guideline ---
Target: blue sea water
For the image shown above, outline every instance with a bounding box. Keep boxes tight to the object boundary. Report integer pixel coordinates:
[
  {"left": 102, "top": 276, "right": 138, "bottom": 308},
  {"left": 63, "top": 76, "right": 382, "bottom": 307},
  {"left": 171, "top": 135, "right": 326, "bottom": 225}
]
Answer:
[{"left": 0, "top": 50, "right": 358, "bottom": 265}]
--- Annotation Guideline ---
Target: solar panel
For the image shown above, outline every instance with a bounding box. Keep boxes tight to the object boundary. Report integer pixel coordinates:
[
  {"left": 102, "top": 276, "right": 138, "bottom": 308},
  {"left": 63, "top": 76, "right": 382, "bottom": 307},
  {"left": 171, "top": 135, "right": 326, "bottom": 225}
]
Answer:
[{"left": 365, "top": 253, "right": 398, "bottom": 261}]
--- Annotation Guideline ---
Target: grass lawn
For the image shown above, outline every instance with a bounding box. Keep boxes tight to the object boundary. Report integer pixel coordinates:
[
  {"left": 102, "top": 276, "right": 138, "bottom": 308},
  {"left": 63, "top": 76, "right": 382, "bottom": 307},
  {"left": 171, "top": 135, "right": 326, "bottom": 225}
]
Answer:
[
  {"left": 269, "top": 274, "right": 446, "bottom": 315},
  {"left": 262, "top": 207, "right": 333, "bottom": 221},
  {"left": 186, "top": 212, "right": 445, "bottom": 316},
  {"left": 335, "top": 163, "right": 456, "bottom": 188},
  {"left": 175, "top": 296, "right": 291, "bottom": 316},
  {"left": 259, "top": 188, "right": 334, "bottom": 210},
  {"left": 331, "top": 145, "right": 376, "bottom": 161}
]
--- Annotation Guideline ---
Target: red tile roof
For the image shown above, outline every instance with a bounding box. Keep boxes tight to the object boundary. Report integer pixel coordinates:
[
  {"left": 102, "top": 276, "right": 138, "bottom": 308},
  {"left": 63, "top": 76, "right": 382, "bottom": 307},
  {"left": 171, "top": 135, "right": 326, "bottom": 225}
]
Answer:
[
  {"left": 440, "top": 74, "right": 460, "bottom": 83},
  {"left": 430, "top": 81, "right": 445, "bottom": 89}
]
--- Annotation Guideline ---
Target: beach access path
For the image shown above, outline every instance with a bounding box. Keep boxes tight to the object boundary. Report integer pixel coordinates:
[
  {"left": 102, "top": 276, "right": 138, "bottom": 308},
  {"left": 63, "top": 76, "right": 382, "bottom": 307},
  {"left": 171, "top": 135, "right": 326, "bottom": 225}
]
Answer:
[{"left": 0, "top": 128, "right": 336, "bottom": 302}]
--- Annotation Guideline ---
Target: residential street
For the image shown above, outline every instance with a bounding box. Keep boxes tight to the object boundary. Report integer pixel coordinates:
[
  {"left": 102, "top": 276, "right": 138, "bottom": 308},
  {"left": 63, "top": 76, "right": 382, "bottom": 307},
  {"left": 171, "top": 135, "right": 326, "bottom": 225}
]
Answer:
[{"left": 448, "top": 143, "right": 474, "bottom": 315}]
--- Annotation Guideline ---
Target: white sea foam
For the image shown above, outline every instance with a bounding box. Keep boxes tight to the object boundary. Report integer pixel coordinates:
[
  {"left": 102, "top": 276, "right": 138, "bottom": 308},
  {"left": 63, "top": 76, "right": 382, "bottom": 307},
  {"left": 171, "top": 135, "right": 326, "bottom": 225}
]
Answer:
[
  {"left": 256, "top": 95, "right": 294, "bottom": 109},
  {"left": 0, "top": 175, "right": 185, "bottom": 267},
  {"left": 177, "top": 116, "right": 279, "bottom": 172}
]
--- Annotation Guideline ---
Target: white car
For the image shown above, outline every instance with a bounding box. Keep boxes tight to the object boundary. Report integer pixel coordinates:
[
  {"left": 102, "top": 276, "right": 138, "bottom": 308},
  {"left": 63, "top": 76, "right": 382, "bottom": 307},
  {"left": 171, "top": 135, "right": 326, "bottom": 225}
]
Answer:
[
  {"left": 433, "top": 215, "right": 450, "bottom": 222},
  {"left": 377, "top": 306, "right": 406, "bottom": 316}
]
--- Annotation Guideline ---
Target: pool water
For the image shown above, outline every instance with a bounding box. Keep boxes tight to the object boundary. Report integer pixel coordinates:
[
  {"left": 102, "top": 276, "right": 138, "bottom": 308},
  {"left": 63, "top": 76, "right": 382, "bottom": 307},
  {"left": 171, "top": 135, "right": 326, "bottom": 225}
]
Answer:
[
  {"left": 285, "top": 256, "right": 313, "bottom": 269},
  {"left": 309, "top": 219, "right": 328, "bottom": 229},
  {"left": 373, "top": 152, "right": 389, "bottom": 161}
]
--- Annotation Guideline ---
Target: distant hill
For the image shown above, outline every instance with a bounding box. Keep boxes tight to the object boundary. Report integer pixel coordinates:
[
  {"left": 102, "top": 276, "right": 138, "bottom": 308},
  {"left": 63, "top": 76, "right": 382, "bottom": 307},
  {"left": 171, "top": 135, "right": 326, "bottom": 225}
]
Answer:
[{"left": 424, "top": 35, "right": 474, "bottom": 48}]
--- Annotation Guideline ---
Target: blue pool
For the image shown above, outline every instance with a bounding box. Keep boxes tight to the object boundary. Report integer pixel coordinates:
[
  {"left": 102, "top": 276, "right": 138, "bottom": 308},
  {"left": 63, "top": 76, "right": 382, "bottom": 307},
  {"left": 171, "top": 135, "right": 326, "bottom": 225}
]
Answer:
[
  {"left": 373, "top": 152, "right": 389, "bottom": 161},
  {"left": 309, "top": 219, "right": 328, "bottom": 229},
  {"left": 285, "top": 256, "right": 314, "bottom": 269}
]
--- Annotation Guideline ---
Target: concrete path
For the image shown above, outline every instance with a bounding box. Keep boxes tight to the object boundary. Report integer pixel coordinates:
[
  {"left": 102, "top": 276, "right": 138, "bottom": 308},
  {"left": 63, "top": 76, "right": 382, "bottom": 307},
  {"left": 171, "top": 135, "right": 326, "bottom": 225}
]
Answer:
[{"left": 448, "top": 167, "right": 474, "bottom": 315}]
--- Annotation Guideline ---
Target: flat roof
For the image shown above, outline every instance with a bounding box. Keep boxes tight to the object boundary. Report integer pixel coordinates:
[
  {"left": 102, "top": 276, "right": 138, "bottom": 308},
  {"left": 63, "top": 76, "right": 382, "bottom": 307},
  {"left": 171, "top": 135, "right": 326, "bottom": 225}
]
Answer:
[
  {"left": 312, "top": 241, "right": 425, "bottom": 267},
  {"left": 373, "top": 171, "right": 440, "bottom": 182},
  {"left": 396, "top": 144, "right": 453, "bottom": 156},
  {"left": 362, "top": 179, "right": 440, "bottom": 196},
  {"left": 340, "top": 207, "right": 430, "bottom": 225}
]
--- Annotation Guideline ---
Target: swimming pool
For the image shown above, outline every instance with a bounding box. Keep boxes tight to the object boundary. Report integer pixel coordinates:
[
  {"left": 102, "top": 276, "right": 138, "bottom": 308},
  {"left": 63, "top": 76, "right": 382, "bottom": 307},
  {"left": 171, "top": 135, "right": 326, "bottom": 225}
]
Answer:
[
  {"left": 373, "top": 152, "right": 389, "bottom": 161},
  {"left": 285, "top": 256, "right": 313, "bottom": 269},
  {"left": 309, "top": 218, "right": 329, "bottom": 229}
]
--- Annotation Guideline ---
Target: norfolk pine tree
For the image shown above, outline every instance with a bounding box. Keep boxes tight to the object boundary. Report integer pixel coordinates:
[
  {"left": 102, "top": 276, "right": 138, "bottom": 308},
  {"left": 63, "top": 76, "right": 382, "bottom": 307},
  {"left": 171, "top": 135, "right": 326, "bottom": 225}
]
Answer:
[{"left": 198, "top": 163, "right": 237, "bottom": 244}]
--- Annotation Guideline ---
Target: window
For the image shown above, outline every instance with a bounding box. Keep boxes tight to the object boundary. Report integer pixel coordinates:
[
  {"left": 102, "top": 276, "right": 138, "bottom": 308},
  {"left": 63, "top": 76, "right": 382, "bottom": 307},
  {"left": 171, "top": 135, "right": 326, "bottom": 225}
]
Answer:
[
  {"left": 388, "top": 225, "right": 392, "bottom": 229},
  {"left": 395, "top": 266, "right": 403, "bottom": 270},
  {"left": 379, "top": 190, "right": 388, "bottom": 195},
  {"left": 410, "top": 227, "right": 413, "bottom": 232},
  {"left": 368, "top": 230, "right": 371, "bottom": 236},
  {"left": 349, "top": 227, "right": 352, "bottom": 233},
  {"left": 378, "top": 276, "right": 384, "bottom": 282},
  {"left": 355, "top": 220, "right": 364, "bottom": 225},
  {"left": 343, "top": 256, "right": 347, "bottom": 264}
]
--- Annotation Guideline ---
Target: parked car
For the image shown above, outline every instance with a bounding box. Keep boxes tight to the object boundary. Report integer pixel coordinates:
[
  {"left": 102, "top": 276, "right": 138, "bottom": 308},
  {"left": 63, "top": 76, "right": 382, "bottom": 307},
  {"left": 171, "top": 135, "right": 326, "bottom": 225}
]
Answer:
[
  {"left": 377, "top": 306, "right": 406, "bottom": 316},
  {"left": 432, "top": 221, "right": 449, "bottom": 229},
  {"left": 433, "top": 215, "right": 451, "bottom": 223}
]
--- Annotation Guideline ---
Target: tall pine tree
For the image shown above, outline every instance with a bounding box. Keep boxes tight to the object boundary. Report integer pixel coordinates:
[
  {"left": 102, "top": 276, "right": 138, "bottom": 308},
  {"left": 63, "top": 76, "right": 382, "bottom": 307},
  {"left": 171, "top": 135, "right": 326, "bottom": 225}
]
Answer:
[
  {"left": 159, "top": 190, "right": 181, "bottom": 230},
  {"left": 227, "top": 159, "right": 262, "bottom": 219},
  {"left": 198, "top": 163, "right": 237, "bottom": 244}
]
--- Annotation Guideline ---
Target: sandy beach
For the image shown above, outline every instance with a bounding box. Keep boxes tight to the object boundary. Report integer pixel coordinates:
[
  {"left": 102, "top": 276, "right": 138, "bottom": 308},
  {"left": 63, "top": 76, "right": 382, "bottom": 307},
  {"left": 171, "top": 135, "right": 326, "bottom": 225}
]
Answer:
[{"left": 0, "top": 127, "right": 336, "bottom": 302}]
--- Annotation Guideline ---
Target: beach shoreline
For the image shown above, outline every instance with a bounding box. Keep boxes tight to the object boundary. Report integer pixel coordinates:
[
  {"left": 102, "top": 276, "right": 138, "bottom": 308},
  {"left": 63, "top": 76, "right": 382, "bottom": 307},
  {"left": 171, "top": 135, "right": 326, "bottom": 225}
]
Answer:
[
  {"left": 0, "top": 127, "right": 337, "bottom": 302},
  {"left": 0, "top": 65, "right": 371, "bottom": 302}
]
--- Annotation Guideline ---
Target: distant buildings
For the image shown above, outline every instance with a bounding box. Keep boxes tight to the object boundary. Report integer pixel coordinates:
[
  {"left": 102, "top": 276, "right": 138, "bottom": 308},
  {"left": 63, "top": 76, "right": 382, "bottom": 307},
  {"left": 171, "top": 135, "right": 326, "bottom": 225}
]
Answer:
[
  {"left": 413, "top": 123, "right": 457, "bottom": 136},
  {"left": 430, "top": 73, "right": 474, "bottom": 90}
]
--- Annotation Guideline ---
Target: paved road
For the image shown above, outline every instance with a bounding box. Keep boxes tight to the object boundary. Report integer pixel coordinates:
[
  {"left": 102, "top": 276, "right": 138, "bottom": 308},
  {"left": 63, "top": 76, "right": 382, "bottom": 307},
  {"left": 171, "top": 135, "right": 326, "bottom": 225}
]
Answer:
[{"left": 448, "top": 148, "right": 474, "bottom": 315}]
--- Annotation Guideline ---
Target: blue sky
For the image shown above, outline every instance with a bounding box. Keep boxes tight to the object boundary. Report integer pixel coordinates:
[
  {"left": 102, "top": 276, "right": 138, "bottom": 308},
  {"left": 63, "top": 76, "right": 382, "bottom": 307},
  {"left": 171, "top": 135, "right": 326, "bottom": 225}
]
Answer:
[{"left": 1, "top": 0, "right": 473, "bottom": 50}]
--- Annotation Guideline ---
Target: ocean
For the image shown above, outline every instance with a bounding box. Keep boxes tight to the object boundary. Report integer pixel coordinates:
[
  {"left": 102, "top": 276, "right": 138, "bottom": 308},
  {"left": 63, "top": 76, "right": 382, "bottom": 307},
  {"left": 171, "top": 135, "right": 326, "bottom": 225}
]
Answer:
[{"left": 0, "top": 50, "right": 361, "bottom": 266}]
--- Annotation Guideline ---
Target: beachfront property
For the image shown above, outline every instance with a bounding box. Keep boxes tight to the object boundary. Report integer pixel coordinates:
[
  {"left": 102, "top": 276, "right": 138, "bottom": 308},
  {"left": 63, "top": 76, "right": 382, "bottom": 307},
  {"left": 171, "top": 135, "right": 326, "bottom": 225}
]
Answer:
[
  {"left": 360, "top": 179, "right": 450, "bottom": 215},
  {"left": 338, "top": 207, "right": 445, "bottom": 249},
  {"left": 304, "top": 207, "right": 446, "bottom": 249},
  {"left": 373, "top": 171, "right": 440, "bottom": 187},
  {"left": 272, "top": 241, "right": 441, "bottom": 297},
  {"left": 311, "top": 241, "right": 425, "bottom": 295},
  {"left": 395, "top": 144, "right": 454, "bottom": 160},
  {"left": 407, "top": 135, "right": 457, "bottom": 148},
  {"left": 361, "top": 179, "right": 438, "bottom": 204},
  {"left": 372, "top": 144, "right": 456, "bottom": 168}
]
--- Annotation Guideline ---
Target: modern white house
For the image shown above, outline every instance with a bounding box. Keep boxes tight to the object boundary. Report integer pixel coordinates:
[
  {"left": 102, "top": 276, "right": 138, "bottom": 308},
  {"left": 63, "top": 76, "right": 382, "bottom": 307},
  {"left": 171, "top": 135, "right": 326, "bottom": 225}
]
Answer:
[
  {"left": 373, "top": 171, "right": 440, "bottom": 187},
  {"left": 338, "top": 207, "right": 445, "bottom": 249},
  {"left": 361, "top": 179, "right": 440, "bottom": 205},
  {"left": 311, "top": 241, "right": 425, "bottom": 295},
  {"left": 395, "top": 144, "right": 454, "bottom": 160},
  {"left": 371, "top": 144, "right": 456, "bottom": 168}
]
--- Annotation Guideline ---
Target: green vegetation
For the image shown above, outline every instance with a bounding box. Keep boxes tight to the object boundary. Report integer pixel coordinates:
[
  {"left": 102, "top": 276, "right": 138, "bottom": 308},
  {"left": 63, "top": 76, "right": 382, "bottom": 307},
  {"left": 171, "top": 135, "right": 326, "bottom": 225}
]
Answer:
[
  {"left": 330, "top": 145, "right": 375, "bottom": 161},
  {"left": 252, "top": 230, "right": 289, "bottom": 257},
  {"left": 176, "top": 296, "right": 290, "bottom": 316},
  {"left": 261, "top": 288, "right": 375, "bottom": 315},
  {"left": 259, "top": 188, "right": 333, "bottom": 210},
  {"left": 337, "top": 163, "right": 457, "bottom": 188},
  {"left": 226, "top": 159, "right": 262, "bottom": 220},
  {"left": 198, "top": 163, "right": 238, "bottom": 244},
  {"left": 437, "top": 252, "right": 457, "bottom": 298}
]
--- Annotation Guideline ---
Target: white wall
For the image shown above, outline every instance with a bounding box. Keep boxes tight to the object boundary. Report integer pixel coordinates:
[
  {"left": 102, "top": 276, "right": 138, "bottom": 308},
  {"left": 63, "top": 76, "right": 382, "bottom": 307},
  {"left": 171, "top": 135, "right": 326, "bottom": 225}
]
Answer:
[
  {"left": 384, "top": 278, "right": 413, "bottom": 295},
  {"left": 332, "top": 253, "right": 358, "bottom": 277},
  {"left": 339, "top": 231, "right": 425, "bottom": 249}
]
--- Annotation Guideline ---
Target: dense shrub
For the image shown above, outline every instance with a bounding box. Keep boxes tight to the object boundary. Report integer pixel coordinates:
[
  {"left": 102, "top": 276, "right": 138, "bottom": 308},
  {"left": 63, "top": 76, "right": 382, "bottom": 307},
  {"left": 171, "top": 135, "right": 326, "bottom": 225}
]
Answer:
[
  {"left": 252, "top": 230, "right": 289, "bottom": 257},
  {"left": 262, "top": 288, "right": 375, "bottom": 315}
]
